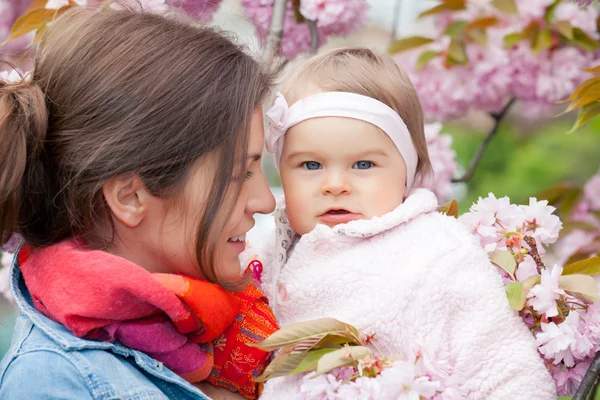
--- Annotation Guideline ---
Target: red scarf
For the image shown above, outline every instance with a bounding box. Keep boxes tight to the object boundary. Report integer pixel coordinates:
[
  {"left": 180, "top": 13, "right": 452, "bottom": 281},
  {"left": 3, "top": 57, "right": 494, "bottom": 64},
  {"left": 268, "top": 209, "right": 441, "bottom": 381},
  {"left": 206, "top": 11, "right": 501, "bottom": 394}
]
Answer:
[{"left": 19, "top": 239, "right": 278, "bottom": 399}]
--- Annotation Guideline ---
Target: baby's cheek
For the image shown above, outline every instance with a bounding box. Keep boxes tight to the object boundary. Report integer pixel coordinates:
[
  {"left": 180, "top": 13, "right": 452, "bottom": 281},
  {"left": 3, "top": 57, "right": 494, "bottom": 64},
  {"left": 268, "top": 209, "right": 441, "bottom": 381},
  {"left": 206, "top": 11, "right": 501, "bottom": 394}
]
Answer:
[
  {"left": 286, "top": 203, "right": 315, "bottom": 236},
  {"left": 364, "top": 190, "right": 404, "bottom": 219}
]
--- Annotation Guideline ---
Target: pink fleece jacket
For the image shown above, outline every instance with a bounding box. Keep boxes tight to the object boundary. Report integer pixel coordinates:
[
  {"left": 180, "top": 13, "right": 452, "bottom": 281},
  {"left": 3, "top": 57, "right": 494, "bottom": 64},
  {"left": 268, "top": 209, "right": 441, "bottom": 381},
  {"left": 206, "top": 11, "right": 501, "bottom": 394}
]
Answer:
[{"left": 253, "top": 189, "right": 556, "bottom": 399}]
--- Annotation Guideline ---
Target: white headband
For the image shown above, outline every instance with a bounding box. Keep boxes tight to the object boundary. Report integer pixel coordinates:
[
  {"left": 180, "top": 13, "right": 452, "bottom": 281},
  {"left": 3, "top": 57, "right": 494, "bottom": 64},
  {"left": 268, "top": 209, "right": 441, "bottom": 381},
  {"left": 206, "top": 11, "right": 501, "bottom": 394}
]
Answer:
[{"left": 265, "top": 91, "right": 418, "bottom": 190}]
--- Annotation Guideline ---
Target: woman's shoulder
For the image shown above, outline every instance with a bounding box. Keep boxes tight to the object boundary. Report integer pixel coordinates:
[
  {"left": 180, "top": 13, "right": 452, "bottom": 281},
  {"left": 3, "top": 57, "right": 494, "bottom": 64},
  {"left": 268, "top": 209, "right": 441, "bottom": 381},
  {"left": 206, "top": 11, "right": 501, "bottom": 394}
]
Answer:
[
  {"left": 0, "top": 316, "right": 182, "bottom": 400},
  {"left": 0, "top": 346, "right": 94, "bottom": 399}
]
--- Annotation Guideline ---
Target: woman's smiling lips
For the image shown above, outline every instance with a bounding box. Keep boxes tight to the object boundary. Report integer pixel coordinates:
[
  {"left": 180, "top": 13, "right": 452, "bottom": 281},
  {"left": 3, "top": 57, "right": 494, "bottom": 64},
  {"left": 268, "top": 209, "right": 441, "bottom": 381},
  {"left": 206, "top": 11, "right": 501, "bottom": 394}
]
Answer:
[
  {"left": 318, "top": 209, "right": 360, "bottom": 224},
  {"left": 227, "top": 233, "right": 247, "bottom": 253}
]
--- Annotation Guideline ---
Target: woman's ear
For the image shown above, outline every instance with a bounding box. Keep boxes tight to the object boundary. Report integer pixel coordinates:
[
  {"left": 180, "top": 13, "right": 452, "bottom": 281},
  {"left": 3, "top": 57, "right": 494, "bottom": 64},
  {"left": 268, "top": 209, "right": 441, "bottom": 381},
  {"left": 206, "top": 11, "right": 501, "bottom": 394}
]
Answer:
[{"left": 102, "top": 175, "right": 150, "bottom": 228}]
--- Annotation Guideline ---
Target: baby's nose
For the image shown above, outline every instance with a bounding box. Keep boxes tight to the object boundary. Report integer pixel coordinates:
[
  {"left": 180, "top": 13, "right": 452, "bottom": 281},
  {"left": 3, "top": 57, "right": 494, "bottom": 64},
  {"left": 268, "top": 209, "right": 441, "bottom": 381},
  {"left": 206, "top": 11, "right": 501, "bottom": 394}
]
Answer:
[{"left": 321, "top": 171, "right": 351, "bottom": 196}]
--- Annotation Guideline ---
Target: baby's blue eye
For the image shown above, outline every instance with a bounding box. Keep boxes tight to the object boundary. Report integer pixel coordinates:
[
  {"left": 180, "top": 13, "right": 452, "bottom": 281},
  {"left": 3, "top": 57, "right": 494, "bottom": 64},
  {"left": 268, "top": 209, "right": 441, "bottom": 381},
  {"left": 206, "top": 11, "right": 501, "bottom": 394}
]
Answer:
[
  {"left": 302, "top": 161, "right": 322, "bottom": 170},
  {"left": 353, "top": 161, "right": 373, "bottom": 170}
]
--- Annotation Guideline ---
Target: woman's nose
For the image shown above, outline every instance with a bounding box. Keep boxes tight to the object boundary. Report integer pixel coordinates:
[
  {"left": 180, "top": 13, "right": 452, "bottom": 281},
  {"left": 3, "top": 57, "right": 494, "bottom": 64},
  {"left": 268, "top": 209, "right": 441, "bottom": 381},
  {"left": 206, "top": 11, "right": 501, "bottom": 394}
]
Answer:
[{"left": 247, "top": 169, "right": 276, "bottom": 215}]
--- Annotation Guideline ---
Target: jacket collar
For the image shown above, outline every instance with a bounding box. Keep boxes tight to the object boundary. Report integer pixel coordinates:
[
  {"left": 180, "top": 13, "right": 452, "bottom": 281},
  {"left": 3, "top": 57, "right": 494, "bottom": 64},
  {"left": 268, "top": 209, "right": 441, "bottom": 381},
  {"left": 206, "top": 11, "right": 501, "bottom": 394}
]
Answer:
[{"left": 10, "top": 250, "right": 129, "bottom": 354}]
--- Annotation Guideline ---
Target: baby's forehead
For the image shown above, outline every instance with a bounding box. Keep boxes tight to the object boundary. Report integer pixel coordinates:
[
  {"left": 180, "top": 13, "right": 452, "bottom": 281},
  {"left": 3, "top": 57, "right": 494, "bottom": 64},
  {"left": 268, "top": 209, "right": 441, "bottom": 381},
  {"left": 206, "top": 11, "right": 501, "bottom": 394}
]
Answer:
[{"left": 283, "top": 118, "right": 397, "bottom": 155}]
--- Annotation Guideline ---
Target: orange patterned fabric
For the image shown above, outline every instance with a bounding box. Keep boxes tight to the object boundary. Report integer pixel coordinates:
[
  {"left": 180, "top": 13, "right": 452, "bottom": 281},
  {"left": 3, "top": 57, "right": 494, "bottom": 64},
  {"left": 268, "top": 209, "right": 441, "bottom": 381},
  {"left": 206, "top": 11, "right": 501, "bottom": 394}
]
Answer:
[{"left": 155, "top": 272, "right": 279, "bottom": 400}]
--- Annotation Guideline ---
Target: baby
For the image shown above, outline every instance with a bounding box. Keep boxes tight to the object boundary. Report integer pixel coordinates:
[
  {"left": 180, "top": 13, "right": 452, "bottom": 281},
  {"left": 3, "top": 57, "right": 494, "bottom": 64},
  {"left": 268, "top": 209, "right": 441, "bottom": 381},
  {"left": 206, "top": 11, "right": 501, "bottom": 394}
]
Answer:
[{"left": 257, "top": 48, "right": 556, "bottom": 399}]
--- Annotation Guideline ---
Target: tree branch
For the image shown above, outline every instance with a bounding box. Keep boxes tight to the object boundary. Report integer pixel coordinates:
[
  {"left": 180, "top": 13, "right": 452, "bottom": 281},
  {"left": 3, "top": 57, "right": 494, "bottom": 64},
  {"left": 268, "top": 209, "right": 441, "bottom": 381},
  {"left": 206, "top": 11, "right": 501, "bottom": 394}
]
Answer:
[
  {"left": 574, "top": 350, "right": 600, "bottom": 400},
  {"left": 452, "top": 97, "right": 516, "bottom": 183},
  {"left": 307, "top": 19, "right": 318, "bottom": 54},
  {"left": 390, "top": 0, "right": 403, "bottom": 43},
  {"left": 265, "top": 0, "right": 289, "bottom": 59}
]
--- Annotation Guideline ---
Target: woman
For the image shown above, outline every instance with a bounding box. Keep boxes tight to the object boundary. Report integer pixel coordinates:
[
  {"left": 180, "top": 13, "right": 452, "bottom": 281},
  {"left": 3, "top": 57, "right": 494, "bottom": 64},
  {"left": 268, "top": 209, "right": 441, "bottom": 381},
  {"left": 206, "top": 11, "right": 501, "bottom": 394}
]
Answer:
[{"left": 0, "top": 6, "right": 275, "bottom": 399}]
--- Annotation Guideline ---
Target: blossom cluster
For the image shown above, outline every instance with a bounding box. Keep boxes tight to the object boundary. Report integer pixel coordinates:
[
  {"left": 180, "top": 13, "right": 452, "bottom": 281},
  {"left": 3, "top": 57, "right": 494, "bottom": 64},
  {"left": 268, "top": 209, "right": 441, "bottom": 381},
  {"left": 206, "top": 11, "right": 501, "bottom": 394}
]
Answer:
[
  {"left": 553, "top": 169, "right": 600, "bottom": 266},
  {"left": 460, "top": 193, "right": 600, "bottom": 395},
  {"left": 414, "top": 123, "right": 458, "bottom": 203},
  {"left": 298, "top": 348, "right": 463, "bottom": 400},
  {"left": 242, "top": 0, "right": 369, "bottom": 59},
  {"left": 397, "top": 0, "right": 600, "bottom": 121}
]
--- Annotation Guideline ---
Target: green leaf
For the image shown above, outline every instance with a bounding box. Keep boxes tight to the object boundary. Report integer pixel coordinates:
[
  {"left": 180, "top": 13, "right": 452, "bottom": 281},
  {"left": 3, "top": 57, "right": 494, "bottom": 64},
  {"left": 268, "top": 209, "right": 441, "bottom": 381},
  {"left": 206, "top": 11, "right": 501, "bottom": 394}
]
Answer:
[
  {"left": 388, "top": 36, "right": 434, "bottom": 54},
  {"left": 553, "top": 20, "right": 573, "bottom": 40},
  {"left": 568, "top": 101, "right": 600, "bottom": 133},
  {"left": 467, "top": 28, "right": 488, "bottom": 47},
  {"left": 536, "top": 183, "right": 573, "bottom": 206},
  {"left": 563, "top": 257, "right": 600, "bottom": 276},
  {"left": 562, "top": 77, "right": 600, "bottom": 113},
  {"left": 437, "top": 199, "right": 459, "bottom": 218},
  {"left": 252, "top": 318, "right": 361, "bottom": 351},
  {"left": 447, "top": 38, "right": 468, "bottom": 65},
  {"left": 416, "top": 50, "right": 440, "bottom": 70},
  {"left": 418, "top": 0, "right": 465, "bottom": 18},
  {"left": 506, "top": 275, "right": 541, "bottom": 311},
  {"left": 255, "top": 347, "right": 338, "bottom": 381},
  {"left": 570, "top": 28, "right": 600, "bottom": 52},
  {"left": 467, "top": 16, "right": 499, "bottom": 30},
  {"left": 315, "top": 346, "right": 372, "bottom": 376},
  {"left": 445, "top": 20, "right": 468, "bottom": 37},
  {"left": 492, "top": 0, "right": 517, "bottom": 14},
  {"left": 4, "top": 7, "right": 58, "bottom": 44},
  {"left": 585, "top": 65, "right": 600, "bottom": 74},
  {"left": 558, "top": 187, "right": 583, "bottom": 217},
  {"left": 559, "top": 274, "right": 600, "bottom": 303},
  {"left": 505, "top": 281, "right": 525, "bottom": 310},
  {"left": 504, "top": 33, "right": 524, "bottom": 48},
  {"left": 568, "top": 76, "right": 600, "bottom": 102},
  {"left": 532, "top": 28, "right": 552, "bottom": 54},
  {"left": 489, "top": 249, "right": 517, "bottom": 277},
  {"left": 566, "top": 252, "right": 593, "bottom": 266},
  {"left": 544, "top": 0, "right": 561, "bottom": 22}
]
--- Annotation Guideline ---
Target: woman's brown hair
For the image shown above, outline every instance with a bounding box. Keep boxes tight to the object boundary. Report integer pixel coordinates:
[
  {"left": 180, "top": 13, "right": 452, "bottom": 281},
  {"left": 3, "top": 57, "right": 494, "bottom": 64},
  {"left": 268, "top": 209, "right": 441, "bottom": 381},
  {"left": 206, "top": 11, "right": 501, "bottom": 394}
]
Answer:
[{"left": 0, "top": 7, "right": 274, "bottom": 284}]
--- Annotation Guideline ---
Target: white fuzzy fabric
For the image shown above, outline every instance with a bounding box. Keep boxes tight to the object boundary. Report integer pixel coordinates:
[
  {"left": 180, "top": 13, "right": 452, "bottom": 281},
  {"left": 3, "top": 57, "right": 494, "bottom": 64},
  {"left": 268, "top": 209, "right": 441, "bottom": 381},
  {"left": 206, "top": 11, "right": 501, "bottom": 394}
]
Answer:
[{"left": 253, "top": 189, "right": 556, "bottom": 399}]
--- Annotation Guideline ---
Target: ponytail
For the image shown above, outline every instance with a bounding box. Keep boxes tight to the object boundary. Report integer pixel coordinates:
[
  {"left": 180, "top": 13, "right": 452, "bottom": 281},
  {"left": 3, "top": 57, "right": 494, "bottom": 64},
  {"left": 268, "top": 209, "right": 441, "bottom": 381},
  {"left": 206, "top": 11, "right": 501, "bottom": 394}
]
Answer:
[{"left": 0, "top": 69, "right": 48, "bottom": 246}]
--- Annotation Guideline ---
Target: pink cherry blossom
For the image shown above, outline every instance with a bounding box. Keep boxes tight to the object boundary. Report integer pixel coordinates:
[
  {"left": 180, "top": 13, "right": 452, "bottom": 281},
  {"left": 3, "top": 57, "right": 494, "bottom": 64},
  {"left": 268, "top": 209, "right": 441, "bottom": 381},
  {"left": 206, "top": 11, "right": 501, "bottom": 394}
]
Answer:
[
  {"left": 555, "top": 2, "right": 599, "bottom": 38},
  {"left": 0, "top": 251, "right": 14, "bottom": 303},
  {"left": 1, "top": 233, "right": 22, "bottom": 253},
  {"left": 300, "top": 0, "right": 368, "bottom": 37},
  {"left": 536, "top": 310, "right": 592, "bottom": 367},
  {"left": 458, "top": 193, "right": 523, "bottom": 251},
  {"left": 515, "top": 255, "right": 538, "bottom": 281},
  {"left": 520, "top": 198, "right": 562, "bottom": 246},
  {"left": 414, "top": 123, "right": 457, "bottom": 202},
  {"left": 243, "top": 0, "right": 368, "bottom": 60},
  {"left": 378, "top": 360, "right": 440, "bottom": 399},
  {"left": 550, "top": 360, "right": 590, "bottom": 396},
  {"left": 342, "top": 376, "right": 383, "bottom": 399},
  {"left": 300, "top": 372, "right": 342, "bottom": 399},
  {"left": 515, "top": 0, "right": 554, "bottom": 21},
  {"left": 584, "top": 171, "right": 600, "bottom": 211},
  {"left": 527, "top": 264, "right": 564, "bottom": 317},
  {"left": 570, "top": 0, "right": 594, "bottom": 6},
  {"left": 553, "top": 229, "right": 598, "bottom": 266},
  {"left": 46, "top": 0, "right": 86, "bottom": 9},
  {"left": 401, "top": 0, "right": 600, "bottom": 121},
  {"left": 582, "top": 303, "right": 600, "bottom": 351},
  {"left": 167, "top": 0, "right": 221, "bottom": 22}
]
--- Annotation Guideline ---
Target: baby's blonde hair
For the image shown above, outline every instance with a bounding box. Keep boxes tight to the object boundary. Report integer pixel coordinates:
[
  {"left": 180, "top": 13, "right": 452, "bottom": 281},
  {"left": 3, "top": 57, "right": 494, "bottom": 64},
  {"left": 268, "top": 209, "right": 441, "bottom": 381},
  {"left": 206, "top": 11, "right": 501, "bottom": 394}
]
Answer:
[{"left": 282, "top": 47, "right": 432, "bottom": 179}]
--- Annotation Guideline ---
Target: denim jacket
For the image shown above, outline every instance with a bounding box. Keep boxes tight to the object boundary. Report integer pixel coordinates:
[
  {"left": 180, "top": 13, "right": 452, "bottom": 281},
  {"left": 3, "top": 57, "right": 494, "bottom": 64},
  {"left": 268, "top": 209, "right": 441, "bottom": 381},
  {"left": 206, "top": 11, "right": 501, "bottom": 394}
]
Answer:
[{"left": 0, "top": 254, "right": 211, "bottom": 400}]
